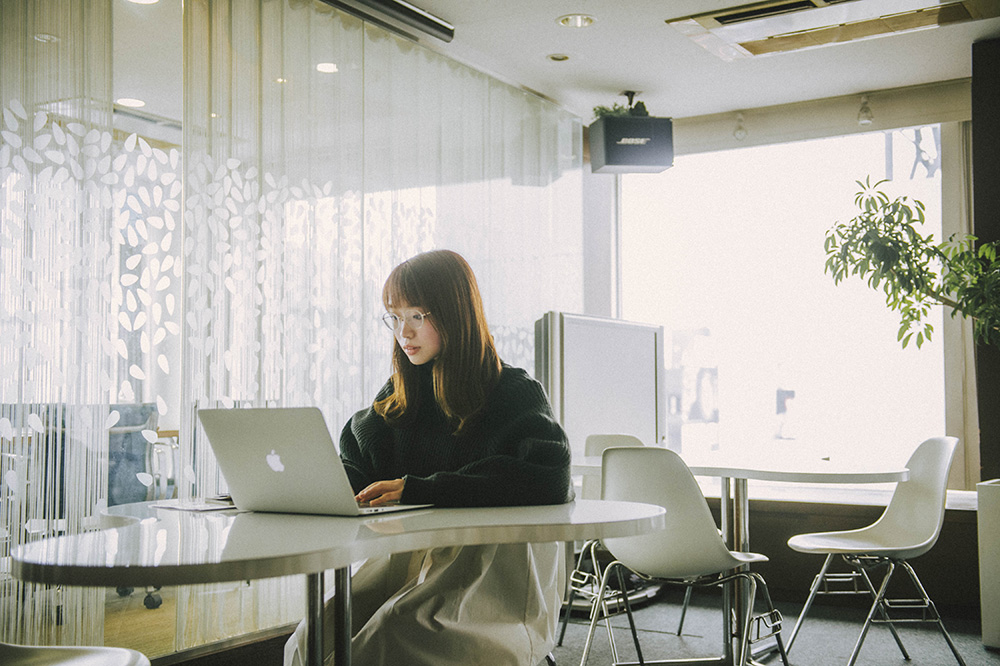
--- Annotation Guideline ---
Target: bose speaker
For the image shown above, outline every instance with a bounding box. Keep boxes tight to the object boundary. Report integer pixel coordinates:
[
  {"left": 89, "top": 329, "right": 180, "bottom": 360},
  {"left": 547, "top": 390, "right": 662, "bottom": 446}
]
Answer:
[{"left": 588, "top": 116, "right": 674, "bottom": 174}]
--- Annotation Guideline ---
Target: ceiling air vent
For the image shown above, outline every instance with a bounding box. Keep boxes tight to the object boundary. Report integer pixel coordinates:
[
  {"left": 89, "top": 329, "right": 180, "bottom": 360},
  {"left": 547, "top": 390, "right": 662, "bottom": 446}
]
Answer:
[
  {"left": 668, "top": 0, "right": 999, "bottom": 60},
  {"left": 712, "top": 1, "right": 835, "bottom": 26}
]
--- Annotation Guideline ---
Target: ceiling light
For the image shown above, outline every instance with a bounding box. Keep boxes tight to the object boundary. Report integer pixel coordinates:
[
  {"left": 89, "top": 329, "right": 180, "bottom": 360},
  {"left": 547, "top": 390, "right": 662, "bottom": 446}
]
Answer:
[
  {"left": 547, "top": 53, "right": 570, "bottom": 62},
  {"left": 276, "top": 77, "right": 288, "bottom": 84},
  {"left": 126, "top": 0, "right": 160, "bottom": 4},
  {"left": 316, "top": 62, "right": 339, "bottom": 73},
  {"left": 33, "top": 33, "right": 59, "bottom": 43},
  {"left": 116, "top": 98, "right": 146, "bottom": 108},
  {"left": 858, "top": 95, "right": 874, "bottom": 126},
  {"left": 557, "top": 14, "right": 595, "bottom": 28}
]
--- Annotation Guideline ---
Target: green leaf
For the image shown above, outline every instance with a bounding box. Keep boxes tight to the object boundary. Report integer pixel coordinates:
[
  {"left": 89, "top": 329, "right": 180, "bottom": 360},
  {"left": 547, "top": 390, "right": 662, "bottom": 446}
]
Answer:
[{"left": 824, "top": 177, "right": 1000, "bottom": 348}]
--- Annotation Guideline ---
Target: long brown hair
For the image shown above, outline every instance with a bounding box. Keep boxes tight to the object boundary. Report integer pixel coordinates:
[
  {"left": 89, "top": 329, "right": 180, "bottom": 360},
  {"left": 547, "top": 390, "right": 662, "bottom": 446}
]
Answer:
[{"left": 374, "top": 250, "right": 502, "bottom": 433}]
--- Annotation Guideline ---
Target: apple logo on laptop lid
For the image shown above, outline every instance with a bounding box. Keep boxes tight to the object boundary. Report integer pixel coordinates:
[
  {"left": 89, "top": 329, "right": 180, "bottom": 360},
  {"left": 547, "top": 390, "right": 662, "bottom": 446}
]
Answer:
[{"left": 266, "top": 449, "right": 284, "bottom": 472}]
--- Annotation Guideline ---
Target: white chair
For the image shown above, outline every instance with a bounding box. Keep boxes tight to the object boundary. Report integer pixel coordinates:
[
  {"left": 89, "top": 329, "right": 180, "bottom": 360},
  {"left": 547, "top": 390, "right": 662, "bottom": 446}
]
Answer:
[
  {"left": 0, "top": 642, "right": 150, "bottom": 666},
  {"left": 578, "top": 446, "right": 789, "bottom": 666},
  {"left": 785, "top": 436, "right": 965, "bottom": 666},
  {"left": 579, "top": 434, "right": 644, "bottom": 500},
  {"left": 558, "top": 434, "right": 644, "bottom": 647}
]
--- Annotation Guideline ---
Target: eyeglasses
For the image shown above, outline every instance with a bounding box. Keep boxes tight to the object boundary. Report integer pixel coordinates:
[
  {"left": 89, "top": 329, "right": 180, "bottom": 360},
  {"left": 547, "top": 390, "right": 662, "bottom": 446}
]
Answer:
[{"left": 381, "top": 311, "right": 431, "bottom": 332}]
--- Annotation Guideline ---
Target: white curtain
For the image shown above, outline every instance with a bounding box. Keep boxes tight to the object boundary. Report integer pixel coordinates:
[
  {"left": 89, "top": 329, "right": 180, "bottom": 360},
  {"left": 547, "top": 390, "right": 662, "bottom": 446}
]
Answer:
[
  {"left": 2, "top": 0, "right": 582, "bottom": 653},
  {"left": 181, "top": 0, "right": 585, "bottom": 655},
  {"left": 180, "top": 0, "right": 583, "bottom": 502},
  {"left": 1, "top": 0, "right": 120, "bottom": 647},
  {"left": 942, "top": 120, "right": 981, "bottom": 488}
]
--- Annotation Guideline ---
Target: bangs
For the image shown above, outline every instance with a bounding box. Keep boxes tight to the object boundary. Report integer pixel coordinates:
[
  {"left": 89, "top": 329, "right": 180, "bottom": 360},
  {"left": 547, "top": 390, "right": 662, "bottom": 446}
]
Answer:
[{"left": 382, "top": 260, "right": 423, "bottom": 310}]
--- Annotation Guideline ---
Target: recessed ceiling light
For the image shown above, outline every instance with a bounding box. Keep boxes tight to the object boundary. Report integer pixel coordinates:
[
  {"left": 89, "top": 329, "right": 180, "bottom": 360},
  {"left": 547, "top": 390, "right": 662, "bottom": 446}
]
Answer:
[
  {"left": 33, "top": 33, "right": 59, "bottom": 43},
  {"left": 126, "top": 0, "right": 160, "bottom": 5},
  {"left": 276, "top": 77, "right": 288, "bottom": 83},
  {"left": 316, "top": 62, "right": 339, "bottom": 73},
  {"left": 557, "top": 14, "right": 595, "bottom": 28},
  {"left": 116, "top": 98, "right": 146, "bottom": 108},
  {"left": 547, "top": 53, "right": 570, "bottom": 62}
]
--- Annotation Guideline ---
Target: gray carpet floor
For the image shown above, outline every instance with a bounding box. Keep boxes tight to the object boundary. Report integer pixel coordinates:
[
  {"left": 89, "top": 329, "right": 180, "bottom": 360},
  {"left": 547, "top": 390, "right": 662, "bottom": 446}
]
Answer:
[{"left": 552, "top": 586, "right": 1000, "bottom": 666}]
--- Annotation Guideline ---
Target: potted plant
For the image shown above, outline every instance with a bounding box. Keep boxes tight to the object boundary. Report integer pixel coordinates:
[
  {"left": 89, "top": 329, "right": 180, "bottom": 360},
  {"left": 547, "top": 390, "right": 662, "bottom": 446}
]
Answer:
[
  {"left": 588, "top": 93, "right": 673, "bottom": 173},
  {"left": 824, "top": 177, "right": 1000, "bottom": 347}
]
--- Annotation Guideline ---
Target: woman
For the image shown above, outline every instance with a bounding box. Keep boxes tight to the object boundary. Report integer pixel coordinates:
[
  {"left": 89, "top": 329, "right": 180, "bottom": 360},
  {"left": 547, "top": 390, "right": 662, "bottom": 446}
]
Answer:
[{"left": 285, "top": 249, "right": 573, "bottom": 666}]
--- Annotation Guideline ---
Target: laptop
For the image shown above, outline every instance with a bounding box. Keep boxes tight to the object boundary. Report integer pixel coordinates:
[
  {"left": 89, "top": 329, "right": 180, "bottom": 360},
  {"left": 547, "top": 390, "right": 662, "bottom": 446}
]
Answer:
[{"left": 197, "top": 406, "right": 431, "bottom": 516}]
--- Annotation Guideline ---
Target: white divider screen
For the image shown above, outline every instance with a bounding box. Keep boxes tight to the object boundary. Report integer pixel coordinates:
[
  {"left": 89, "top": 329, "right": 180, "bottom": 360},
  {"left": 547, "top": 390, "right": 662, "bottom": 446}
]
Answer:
[{"left": 535, "top": 312, "right": 665, "bottom": 458}]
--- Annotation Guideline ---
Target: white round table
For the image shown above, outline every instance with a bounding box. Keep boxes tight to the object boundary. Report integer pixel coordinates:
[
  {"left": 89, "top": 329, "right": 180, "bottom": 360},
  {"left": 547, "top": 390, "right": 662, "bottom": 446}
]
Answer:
[{"left": 12, "top": 499, "right": 666, "bottom": 666}]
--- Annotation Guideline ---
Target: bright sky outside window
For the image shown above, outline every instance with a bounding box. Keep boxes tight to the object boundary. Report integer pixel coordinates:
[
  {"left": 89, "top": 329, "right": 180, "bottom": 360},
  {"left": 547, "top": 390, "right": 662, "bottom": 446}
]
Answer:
[{"left": 621, "top": 127, "right": 945, "bottom": 465}]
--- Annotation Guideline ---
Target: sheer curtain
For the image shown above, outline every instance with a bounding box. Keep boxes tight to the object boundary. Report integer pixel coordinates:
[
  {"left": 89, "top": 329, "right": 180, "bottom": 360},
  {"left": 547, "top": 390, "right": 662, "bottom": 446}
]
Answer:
[
  {"left": 1, "top": 0, "right": 116, "bottom": 646},
  {"left": 181, "top": 1, "right": 583, "bottom": 501},
  {"left": 2, "top": 0, "right": 582, "bottom": 653},
  {"left": 176, "top": 0, "right": 583, "bottom": 654}
]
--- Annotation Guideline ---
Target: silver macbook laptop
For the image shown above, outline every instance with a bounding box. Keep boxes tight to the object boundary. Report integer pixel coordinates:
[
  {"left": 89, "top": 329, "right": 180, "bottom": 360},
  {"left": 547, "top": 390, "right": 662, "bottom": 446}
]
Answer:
[{"left": 197, "top": 406, "right": 431, "bottom": 516}]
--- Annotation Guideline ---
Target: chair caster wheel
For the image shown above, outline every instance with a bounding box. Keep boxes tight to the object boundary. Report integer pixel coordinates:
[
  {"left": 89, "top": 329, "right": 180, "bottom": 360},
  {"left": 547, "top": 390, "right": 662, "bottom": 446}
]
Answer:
[
  {"left": 116, "top": 586, "right": 134, "bottom": 597},
  {"left": 143, "top": 592, "right": 162, "bottom": 609}
]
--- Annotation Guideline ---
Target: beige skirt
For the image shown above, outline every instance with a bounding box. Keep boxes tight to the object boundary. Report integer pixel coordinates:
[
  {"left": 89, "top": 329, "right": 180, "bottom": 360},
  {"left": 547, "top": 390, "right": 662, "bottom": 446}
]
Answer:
[{"left": 284, "top": 542, "right": 565, "bottom": 666}]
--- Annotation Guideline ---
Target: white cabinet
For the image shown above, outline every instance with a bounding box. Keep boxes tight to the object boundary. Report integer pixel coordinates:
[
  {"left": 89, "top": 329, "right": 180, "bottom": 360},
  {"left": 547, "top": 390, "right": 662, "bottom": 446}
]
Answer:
[{"left": 978, "top": 479, "right": 1000, "bottom": 647}]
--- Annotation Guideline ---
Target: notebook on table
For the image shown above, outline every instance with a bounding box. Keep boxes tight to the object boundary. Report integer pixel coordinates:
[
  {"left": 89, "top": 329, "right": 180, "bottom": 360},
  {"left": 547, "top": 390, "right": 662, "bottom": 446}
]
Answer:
[{"left": 197, "top": 406, "right": 431, "bottom": 516}]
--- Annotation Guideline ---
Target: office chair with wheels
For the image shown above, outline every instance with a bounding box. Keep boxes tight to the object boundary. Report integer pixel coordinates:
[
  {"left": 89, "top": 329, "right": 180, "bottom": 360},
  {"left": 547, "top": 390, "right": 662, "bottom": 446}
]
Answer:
[
  {"left": 557, "top": 434, "right": 644, "bottom": 647},
  {"left": 785, "top": 436, "right": 965, "bottom": 666},
  {"left": 0, "top": 642, "right": 150, "bottom": 666},
  {"left": 578, "top": 446, "right": 789, "bottom": 666}
]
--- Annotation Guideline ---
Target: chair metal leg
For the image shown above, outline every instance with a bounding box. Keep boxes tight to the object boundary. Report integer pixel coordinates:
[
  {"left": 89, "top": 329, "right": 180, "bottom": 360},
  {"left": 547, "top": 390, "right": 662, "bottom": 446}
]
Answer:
[
  {"left": 559, "top": 542, "right": 589, "bottom": 645},
  {"left": 614, "top": 564, "right": 645, "bottom": 665},
  {"left": 559, "top": 540, "right": 601, "bottom": 647},
  {"left": 558, "top": 585, "right": 578, "bottom": 647},
  {"left": 676, "top": 585, "right": 693, "bottom": 635},
  {"left": 898, "top": 561, "right": 967, "bottom": 666},
  {"left": 578, "top": 560, "right": 617, "bottom": 666},
  {"left": 579, "top": 560, "right": 649, "bottom": 666},
  {"left": 853, "top": 558, "right": 909, "bottom": 662},
  {"left": 735, "top": 574, "right": 757, "bottom": 666},
  {"left": 847, "top": 560, "right": 905, "bottom": 666},
  {"left": 785, "top": 553, "right": 834, "bottom": 652},
  {"left": 752, "top": 572, "right": 790, "bottom": 666},
  {"left": 791, "top": 555, "right": 965, "bottom": 666}
]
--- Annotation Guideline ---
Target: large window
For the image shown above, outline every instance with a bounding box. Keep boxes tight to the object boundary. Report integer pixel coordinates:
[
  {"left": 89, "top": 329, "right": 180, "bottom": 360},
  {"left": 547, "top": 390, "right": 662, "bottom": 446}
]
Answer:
[{"left": 622, "top": 127, "right": 944, "bottom": 465}]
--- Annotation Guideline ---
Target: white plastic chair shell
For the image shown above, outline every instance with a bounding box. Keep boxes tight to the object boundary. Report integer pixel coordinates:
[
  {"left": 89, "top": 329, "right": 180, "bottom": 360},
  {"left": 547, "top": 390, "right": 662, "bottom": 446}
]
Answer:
[
  {"left": 580, "top": 434, "right": 644, "bottom": 500},
  {"left": 601, "top": 446, "right": 766, "bottom": 579},
  {"left": 578, "top": 446, "right": 788, "bottom": 666},
  {"left": 788, "top": 436, "right": 957, "bottom": 559},
  {"left": 0, "top": 643, "right": 150, "bottom": 666}
]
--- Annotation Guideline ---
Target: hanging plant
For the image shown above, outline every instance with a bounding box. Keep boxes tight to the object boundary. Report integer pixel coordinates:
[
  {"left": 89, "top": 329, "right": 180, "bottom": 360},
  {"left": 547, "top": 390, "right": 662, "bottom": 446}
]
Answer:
[
  {"left": 824, "top": 177, "right": 1000, "bottom": 348},
  {"left": 593, "top": 100, "right": 649, "bottom": 119}
]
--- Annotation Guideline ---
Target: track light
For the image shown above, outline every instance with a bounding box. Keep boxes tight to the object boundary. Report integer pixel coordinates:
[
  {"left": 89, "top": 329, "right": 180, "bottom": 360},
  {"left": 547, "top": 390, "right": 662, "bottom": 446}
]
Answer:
[
  {"left": 733, "top": 113, "right": 747, "bottom": 141},
  {"left": 858, "top": 95, "right": 874, "bottom": 127}
]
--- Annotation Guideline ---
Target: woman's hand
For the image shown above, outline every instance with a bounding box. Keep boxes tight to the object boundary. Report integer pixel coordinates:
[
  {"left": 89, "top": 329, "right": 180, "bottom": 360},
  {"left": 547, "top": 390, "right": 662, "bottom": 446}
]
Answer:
[{"left": 356, "top": 478, "right": 405, "bottom": 506}]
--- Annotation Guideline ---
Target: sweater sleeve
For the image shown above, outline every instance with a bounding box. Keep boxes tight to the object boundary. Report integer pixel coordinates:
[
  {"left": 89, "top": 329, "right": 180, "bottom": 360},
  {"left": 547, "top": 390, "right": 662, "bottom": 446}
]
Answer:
[
  {"left": 339, "top": 414, "right": 373, "bottom": 493},
  {"left": 339, "top": 382, "right": 394, "bottom": 494},
  {"left": 401, "top": 369, "right": 573, "bottom": 507}
]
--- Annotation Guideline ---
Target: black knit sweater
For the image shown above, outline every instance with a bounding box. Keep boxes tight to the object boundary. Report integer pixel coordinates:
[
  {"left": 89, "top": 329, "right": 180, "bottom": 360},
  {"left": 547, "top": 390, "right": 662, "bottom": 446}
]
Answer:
[{"left": 339, "top": 363, "right": 573, "bottom": 507}]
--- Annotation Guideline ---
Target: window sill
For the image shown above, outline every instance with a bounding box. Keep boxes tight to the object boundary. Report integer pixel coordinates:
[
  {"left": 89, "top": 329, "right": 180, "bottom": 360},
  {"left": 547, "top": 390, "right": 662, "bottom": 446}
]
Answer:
[{"left": 693, "top": 476, "right": 978, "bottom": 511}]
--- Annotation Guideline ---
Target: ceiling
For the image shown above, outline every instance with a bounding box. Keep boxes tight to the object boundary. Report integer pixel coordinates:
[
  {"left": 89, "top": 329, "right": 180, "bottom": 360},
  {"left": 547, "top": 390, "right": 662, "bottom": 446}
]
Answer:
[{"left": 113, "top": 0, "right": 1000, "bottom": 127}]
